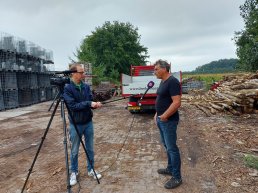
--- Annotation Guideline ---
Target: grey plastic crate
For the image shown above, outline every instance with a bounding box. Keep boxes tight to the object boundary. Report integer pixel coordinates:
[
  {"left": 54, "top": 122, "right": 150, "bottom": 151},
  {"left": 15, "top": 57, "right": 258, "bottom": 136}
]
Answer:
[
  {"left": 2, "top": 36, "right": 15, "bottom": 51},
  {"left": 17, "top": 40, "right": 27, "bottom": 53}
]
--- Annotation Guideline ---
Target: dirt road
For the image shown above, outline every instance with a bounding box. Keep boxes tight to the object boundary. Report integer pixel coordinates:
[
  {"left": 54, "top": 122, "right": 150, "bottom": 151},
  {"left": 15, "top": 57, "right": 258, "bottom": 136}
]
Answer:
[{"left": 0, "top": 98, "right": 257, "bottom": 193}]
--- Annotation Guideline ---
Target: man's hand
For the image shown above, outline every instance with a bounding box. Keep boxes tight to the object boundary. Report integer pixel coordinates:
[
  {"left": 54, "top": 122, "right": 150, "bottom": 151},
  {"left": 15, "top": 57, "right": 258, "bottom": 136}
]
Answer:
[
  {"left": 154, "top": 113, "right": 157, "bottom": 125},
  {"left": 159, "top": 114, "right": 168, "bottom": 122},
  {"left": 91, "top": 102, "right": 102, "bottom": 108}
]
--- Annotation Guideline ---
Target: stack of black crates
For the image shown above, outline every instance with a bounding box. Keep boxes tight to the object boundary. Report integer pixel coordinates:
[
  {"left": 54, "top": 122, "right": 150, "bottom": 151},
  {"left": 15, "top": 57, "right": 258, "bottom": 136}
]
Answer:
[{"left": 0, "top": 32, "right": 57, "bottom": 111}]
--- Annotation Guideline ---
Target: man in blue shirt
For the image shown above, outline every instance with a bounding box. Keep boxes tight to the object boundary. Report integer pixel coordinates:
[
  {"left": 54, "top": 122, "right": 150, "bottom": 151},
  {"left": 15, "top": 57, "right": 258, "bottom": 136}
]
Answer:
[
  {"left": 154, "top": 59, "right": 182, "bottom": 189},
  {"left": 63, "top": 63, "right": 102, "bottom": 186}
]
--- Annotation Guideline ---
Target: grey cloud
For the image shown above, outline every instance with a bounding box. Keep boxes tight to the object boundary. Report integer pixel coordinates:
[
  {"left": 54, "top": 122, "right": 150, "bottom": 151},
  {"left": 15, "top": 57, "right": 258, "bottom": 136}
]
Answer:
[{"left": 0, "top": 0, "right": 245, "bottom": 71}]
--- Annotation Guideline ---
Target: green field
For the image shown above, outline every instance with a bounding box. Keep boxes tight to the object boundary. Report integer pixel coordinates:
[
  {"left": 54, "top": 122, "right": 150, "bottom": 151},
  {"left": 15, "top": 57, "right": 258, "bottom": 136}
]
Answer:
[{"left": 182, "top": 73, "right": 233, "bottom": 90}]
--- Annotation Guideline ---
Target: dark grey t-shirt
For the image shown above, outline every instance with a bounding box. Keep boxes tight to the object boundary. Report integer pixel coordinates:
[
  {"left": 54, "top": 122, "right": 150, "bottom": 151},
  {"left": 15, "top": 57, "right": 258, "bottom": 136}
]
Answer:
[{"left": 155, "top": 76, "right": 181, "bottom": 122}]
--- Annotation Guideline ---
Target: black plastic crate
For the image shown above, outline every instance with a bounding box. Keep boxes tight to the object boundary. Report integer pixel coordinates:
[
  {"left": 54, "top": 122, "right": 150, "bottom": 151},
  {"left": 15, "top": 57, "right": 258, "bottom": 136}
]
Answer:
[
  {"left": 38, "top": 73, "right": 51, "bottom": 87},
  {"left": 3, "top": 90, "right": 18, "bottom": 109},
  {"left": 31, "top": 88, "right": 39, "bottom": 104},
  {"left": 29, "top": 73, "right": 38, "bottom": 88},
  {"left": 16, "top": 54, "right": 28, "bottom": 71},
  {"left": 0, "top": 73, "right": 2, "bottom": 90},
  {"left": 1, "top": 71, "right": 18, "bottom": 90},
  {"left": 37, "top": 74, "right": 45, "bottom": 87},
  {"left": 51, "top": 86, "right": 59, "bottom": 99},
  {"left": 0, "top": 50, "right": 4, "bottom": 70},
  {"left": 27, "top": 57, "right": 40, "bottom": 72},
  {"left": 39, "top": 87, "right": 46, "bottom": 102},
  {"left": 46, "top": 87, "right": 52, "bottom": 101},
  {"left": 18, "top": 89, "right": 32, "bottom": 107},
  {"left": 17, "top": 72, "right": 30, "bottom": 89},
  {"left": 0, "top": 90, "right": 4, "bottom": 110},
  {"left": 1, "top": 51, "right": 16, "bottom": 70}
]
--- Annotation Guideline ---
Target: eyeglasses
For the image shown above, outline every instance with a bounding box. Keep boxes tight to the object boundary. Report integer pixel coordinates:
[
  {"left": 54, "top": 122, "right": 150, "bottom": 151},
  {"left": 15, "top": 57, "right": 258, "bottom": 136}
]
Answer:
[{"left": 76, "top": 72, "right": 85, "bottom": 74}]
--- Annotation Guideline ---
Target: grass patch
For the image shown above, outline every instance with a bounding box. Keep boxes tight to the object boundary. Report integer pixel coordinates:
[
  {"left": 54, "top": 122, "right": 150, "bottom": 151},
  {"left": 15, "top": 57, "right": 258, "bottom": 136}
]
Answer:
[
  {"left": 182, "top": 73, "right": 234, "bottom": 90},
  {"left": 244, "top": 154, "right": 258, "bottom": 169}
]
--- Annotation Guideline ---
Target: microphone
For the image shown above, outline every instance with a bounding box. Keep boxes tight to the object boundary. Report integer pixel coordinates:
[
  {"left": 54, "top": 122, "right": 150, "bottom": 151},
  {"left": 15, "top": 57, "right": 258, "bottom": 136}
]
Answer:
[
  {"left": 147, "top": 81, "right": 155, "bottom": 89},
  {"left": 139, "top": 81, "right": 155, "bottom": 101},
  {"left": 55, "top": 70, "right": 77, "bottom": 75}
]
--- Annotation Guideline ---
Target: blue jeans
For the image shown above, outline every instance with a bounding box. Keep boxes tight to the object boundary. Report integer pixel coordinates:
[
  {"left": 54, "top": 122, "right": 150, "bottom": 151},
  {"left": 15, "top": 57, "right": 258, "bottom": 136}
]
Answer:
[
  {"left": 69, "top": 121, "right": 94, "bottom": 173},
  {"left": 157, "top": 117, "right": 181, "bottom": 180}
]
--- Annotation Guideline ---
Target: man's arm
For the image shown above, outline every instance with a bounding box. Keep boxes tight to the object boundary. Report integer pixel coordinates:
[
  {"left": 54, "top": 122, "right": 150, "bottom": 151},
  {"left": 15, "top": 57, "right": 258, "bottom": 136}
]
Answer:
[
  {"left": 154, "top": 112, "right": 157, "bottom": 125},
  {"left": 159, "top": 95, "right": 181, "bottom": 121}
]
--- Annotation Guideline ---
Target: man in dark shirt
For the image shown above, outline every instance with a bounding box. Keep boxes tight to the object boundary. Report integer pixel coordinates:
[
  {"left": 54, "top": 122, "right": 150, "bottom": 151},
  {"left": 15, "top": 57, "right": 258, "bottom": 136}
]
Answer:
[{"left": 154, "top": 59, "right": 182, "bottom": 189}]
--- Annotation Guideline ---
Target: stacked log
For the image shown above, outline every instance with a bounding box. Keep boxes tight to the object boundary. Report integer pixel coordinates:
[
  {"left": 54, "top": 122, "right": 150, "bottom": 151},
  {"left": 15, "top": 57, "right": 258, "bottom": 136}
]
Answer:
[
  {"left": 92, "top": 81, "right": 114, "bottom": 102},
  {"left": 182, "top": 72, "right": 258, "bottom": 116},
  {"left": 92, "top": 89, "right": 112, "bottom": 102}
]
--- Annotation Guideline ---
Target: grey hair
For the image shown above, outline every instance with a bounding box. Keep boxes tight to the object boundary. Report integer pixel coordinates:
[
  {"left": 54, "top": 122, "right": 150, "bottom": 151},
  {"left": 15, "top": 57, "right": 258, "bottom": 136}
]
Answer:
[
  {"left": 154, "top": 59, "right": 170, "bottom": 72},
  {"left": 69, "top": 63, "right": 83, "bottom": 71}
]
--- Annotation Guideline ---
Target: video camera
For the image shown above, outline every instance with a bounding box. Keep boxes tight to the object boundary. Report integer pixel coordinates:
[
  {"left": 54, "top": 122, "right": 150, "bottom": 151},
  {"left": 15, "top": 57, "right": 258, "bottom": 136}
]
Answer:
[
  {"left": 50, "top": 70, "right": 76, "bottom": 87},
  {"left": 50, "top": 76, "right": 70, "bottom": 87}
]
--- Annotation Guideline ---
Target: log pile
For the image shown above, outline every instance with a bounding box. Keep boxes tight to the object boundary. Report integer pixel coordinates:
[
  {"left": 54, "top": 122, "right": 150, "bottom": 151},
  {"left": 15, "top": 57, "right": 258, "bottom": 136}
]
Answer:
[
  {"left": 92, "top": 81, "right": 114, "bottom": 102},
  {"left": 92, "top": 89, "right": 113, "bottom": 102},
  {"left": 182, "top": 72, "right": 258, "bottom": 116}
]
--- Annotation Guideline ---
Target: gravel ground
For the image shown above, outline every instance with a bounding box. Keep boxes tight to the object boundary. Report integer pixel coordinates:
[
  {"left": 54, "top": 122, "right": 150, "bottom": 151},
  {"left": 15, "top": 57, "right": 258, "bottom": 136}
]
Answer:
[{"left": 0, "top": 98, "right": 257, "bottom": 193}]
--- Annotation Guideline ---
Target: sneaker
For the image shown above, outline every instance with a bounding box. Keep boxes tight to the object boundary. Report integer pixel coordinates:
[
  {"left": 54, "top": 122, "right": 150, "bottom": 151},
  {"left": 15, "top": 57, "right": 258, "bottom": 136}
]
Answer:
[
  {"left": 157, "top": 168, "right": 173, "bottom": 176},
  {"left": 70, "top": 172, "right": 78, "bottom": 186},
  {"left": 164, "top": 177, "right": 182, "bottom": 189},
  {"left": 88, "top": 169, "right": 102, "bottom": 180}
]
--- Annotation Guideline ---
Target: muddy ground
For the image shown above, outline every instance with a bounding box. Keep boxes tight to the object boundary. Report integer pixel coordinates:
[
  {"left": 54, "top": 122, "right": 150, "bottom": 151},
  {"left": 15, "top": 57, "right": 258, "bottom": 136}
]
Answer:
[{"left": 0, "top": 97, "right": 257, "bottom": 193}]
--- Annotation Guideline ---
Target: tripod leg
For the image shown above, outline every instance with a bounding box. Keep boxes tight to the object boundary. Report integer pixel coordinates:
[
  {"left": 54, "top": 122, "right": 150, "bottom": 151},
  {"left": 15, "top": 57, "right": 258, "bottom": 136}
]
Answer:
[
  {"left": 64, "top": 100, "right": 100, "bottom": 184},
  {"left": 21, "top": 98, "right": 61, "bottom": 193},
  {"left": 48, "top": 92, "right": 60, "bottom": 112},
  {"left": 60, "top": 99, "right": 72, "bottom": 192}
]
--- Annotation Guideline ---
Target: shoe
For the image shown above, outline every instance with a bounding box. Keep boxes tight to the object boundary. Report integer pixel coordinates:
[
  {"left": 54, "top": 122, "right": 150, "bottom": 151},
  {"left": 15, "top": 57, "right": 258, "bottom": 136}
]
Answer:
[
  {"left": 88, "top": 169, "right": 102, "bottom": 180},
  {"left": 157, "top": 168, "right": 173, "bottom": 176},
  {"left": 70, "top": 172, "right": 78, "bottom": 186},
  {"left": 164, "top": 177, "right": 182, "bottom": 189}
]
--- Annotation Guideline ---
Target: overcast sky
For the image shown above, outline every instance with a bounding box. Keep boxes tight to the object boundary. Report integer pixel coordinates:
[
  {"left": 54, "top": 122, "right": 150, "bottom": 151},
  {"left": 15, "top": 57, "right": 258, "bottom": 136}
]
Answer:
[{"left": 0, "top": 0, "right": 246, "bottom": 72}]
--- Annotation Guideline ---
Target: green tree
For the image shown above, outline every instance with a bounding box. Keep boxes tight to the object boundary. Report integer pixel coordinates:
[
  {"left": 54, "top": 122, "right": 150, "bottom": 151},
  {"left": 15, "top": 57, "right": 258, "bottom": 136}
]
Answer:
[
  {"left": 234, "top": 0, "right": 258, "bottom": 72},
  {"left": 193, "top": 59, "right": 239, "bottom": 74},
  {"left": 77, "top": 21, "right": 149, "bottom": 83}
]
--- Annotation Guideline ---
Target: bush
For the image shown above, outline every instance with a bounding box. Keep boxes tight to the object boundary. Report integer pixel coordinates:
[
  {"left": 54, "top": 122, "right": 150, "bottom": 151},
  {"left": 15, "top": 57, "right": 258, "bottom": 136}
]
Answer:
[{"left": 244, "top": 154, "right": 258, "bottom": 169}]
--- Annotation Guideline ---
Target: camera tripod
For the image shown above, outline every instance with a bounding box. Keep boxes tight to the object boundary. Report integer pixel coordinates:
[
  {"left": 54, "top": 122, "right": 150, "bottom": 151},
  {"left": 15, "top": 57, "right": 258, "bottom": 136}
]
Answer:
[{"left": 21, "top": 88, "right": 100, "bottom": 193}]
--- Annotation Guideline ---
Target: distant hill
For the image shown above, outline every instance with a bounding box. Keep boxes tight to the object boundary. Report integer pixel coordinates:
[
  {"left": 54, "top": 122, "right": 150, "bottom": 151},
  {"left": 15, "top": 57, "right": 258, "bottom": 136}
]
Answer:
[{"left": 191, "top": 58, "right": 239, "bottom": 74}]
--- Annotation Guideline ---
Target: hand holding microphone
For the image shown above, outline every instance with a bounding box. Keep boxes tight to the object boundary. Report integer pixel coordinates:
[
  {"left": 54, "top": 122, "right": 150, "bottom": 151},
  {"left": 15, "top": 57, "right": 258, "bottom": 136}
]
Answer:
[{"left": 91, "top": 101, "right": 102, "bottom": 108}]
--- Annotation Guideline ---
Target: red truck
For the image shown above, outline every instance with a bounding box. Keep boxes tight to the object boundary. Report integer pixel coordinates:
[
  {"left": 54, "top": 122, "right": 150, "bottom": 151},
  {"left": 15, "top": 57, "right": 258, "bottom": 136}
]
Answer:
[{"left": 121, "top": 65, "right": 182, "bottom": 113}]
